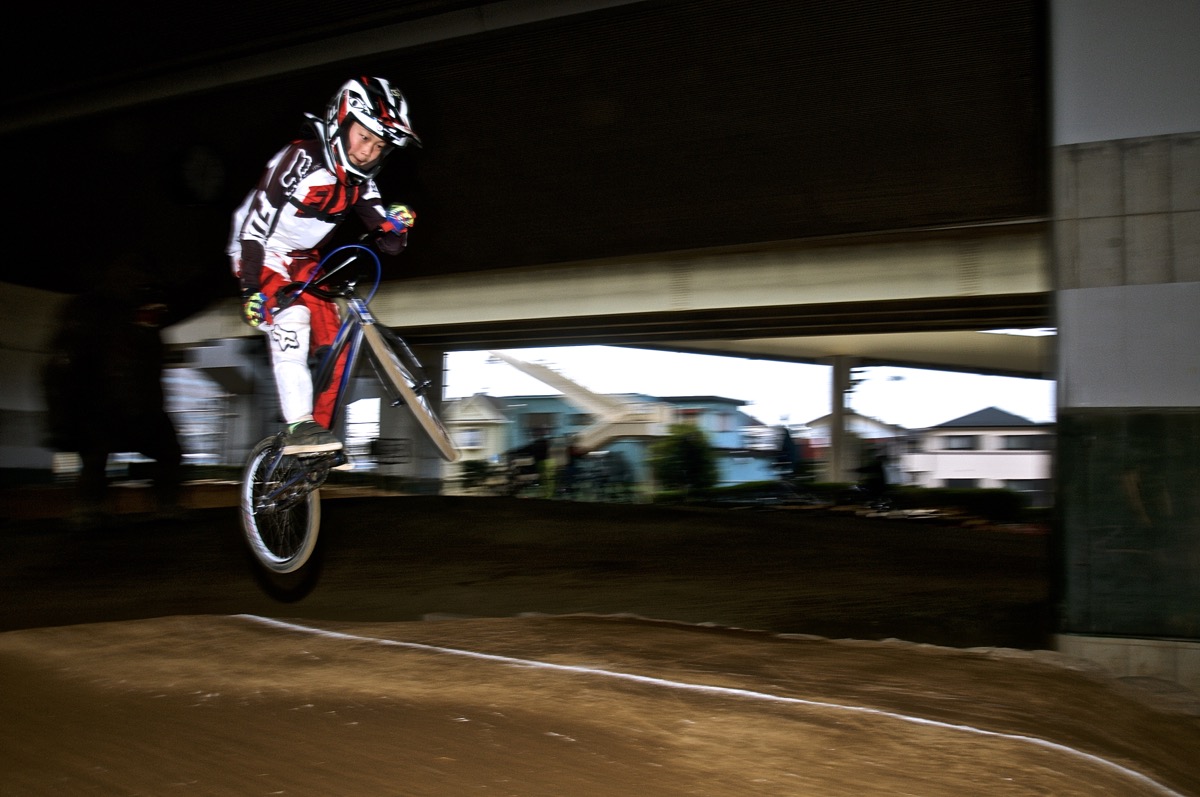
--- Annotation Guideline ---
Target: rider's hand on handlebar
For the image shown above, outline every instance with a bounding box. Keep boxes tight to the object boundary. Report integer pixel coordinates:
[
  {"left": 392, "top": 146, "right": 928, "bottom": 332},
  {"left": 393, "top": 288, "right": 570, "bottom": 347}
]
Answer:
[
  {"left": 361, "top": 204, "right": 415, "bottom": 250},
  {"left": 383, "top": 204, "right": 416, "bottom": 233},
  {"left": 242, "top": 291, "right": 274, "bottom": 328}
]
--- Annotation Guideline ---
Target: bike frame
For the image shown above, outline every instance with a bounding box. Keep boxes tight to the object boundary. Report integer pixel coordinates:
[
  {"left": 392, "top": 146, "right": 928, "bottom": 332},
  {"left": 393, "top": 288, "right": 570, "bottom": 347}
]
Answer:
[
  {"left": 250, "top": 307, "right": 366, "bottom": 510},
  {"left": 253, "top": 247, "right": 396, "bottom": 502},
  {"left": 240, "top": 243, "right": 459, "bottom": 591},
  {"left": 312, "top": 299, "right": 369, "bottom": 443},
  {"left": 274, "top": 242, "right": 445, "bottom": 456}
]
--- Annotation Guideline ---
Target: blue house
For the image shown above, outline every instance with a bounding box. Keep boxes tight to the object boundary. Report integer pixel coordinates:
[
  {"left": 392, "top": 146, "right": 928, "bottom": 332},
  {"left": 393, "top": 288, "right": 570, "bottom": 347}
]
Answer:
[{"left": 443, "top": 391, "right": 783, "bottom": 494}]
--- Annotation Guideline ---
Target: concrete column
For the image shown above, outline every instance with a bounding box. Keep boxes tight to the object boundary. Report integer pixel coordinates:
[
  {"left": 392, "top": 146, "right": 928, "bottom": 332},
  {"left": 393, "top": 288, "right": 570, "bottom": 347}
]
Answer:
[
  {"left": 826, "top": 356, "right": 855, "bottom": 483},
  {"left": 1053, "top": 134, "right": 1200, "bottom": 651},
  {"left": 1048, "top": 0, "right": 1200, "bottom": 689}
]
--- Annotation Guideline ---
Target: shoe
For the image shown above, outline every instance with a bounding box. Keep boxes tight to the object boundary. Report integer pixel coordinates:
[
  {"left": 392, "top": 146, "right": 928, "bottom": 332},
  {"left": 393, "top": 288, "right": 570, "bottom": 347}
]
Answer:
[
  {"left": 329, "top": 450, "right": 354, "bottom": 471},
  {"left": 281, "top": 420, "right": 343, "bottom": 455}
]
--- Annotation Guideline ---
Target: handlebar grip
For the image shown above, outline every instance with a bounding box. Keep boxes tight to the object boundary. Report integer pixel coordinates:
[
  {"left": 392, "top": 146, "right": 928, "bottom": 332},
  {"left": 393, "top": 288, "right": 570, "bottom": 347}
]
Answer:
[
  {"left": 359, "top": 227, "right": 388, "bottom": 245},
  {"left": 273, "top": 283, "right": 306, "bottom": 312}
]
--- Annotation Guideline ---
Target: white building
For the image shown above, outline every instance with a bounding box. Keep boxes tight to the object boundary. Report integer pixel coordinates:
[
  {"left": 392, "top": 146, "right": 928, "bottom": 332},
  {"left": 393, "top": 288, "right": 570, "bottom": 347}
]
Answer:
[{"left": 899, "top": 407, "right": 1053, "bottom": 506}]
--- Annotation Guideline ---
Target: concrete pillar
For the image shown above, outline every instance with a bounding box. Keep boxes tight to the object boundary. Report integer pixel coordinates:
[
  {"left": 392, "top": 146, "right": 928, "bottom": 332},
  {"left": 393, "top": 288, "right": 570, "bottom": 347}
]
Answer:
[
  {"left": 1052, "top": 133, "right": 1200, "bottom": 649},
  {"left": 1050, "top": 0, "right": 1200, "bottom": 690},
  {"left": 826, "top": 356, "right": 855, "bottom": 483}
]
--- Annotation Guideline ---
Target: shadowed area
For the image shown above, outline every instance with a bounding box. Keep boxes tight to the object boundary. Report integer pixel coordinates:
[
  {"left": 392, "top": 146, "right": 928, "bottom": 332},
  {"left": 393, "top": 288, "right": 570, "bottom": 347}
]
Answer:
[{"left": 2, "top": 490, "right": 1050, "bottom": 648}]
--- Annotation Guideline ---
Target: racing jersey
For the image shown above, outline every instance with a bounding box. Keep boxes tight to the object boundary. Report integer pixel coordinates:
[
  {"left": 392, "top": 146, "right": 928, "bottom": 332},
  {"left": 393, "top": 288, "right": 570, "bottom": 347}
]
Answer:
[{"left": 227, "top": 136, "right": 406, "bottom": 294}]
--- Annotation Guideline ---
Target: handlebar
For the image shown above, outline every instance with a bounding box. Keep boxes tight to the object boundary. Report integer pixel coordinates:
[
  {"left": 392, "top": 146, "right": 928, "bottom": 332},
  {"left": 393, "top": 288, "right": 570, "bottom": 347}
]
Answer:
[{"left": 274, "top": 244, "right": 383, "bottom": 313}]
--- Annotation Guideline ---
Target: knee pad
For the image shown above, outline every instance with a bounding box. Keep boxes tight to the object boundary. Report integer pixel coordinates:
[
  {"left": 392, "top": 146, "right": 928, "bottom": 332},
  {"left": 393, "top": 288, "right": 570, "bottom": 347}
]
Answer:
[{"left": 266, "top": 304, "right": 311, "bottom": 366}]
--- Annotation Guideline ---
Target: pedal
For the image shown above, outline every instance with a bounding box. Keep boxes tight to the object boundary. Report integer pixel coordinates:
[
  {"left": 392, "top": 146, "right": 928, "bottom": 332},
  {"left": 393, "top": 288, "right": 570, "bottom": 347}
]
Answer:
[{"left": 329, "top": 450, "right": 354, "bottom": 471}]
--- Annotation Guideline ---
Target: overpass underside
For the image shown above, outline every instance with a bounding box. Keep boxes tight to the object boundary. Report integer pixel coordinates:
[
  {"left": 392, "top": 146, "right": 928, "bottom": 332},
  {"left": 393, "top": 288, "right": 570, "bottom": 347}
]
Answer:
[{"left": 168, "top": 221, "right": 1052, "bottom": 379}]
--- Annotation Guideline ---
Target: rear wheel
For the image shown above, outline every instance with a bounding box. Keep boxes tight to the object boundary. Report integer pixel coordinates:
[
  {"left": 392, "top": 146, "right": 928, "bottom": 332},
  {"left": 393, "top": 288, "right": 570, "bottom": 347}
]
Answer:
[
  {"left": 240, "top": 436, "right": 323, "bottom": 600},
  {"left": 362, "top": 323, "right": 459, "bottom": 462}
]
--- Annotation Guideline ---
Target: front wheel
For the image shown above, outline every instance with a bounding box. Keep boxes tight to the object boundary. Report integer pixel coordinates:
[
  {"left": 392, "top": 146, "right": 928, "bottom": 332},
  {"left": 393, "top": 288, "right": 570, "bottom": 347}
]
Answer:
[
  {"left": 362, "top": 324, "right": 460, "bottom": 462},
  {"left": 240, "top": 435, "right": 323, "bottom": 600}
]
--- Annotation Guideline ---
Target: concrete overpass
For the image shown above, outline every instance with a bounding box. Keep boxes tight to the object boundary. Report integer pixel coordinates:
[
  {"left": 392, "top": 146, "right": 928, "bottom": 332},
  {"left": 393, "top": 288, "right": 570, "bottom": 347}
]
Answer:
[{"left": 158, "top": 219, "right": 1052, "bottom": 482}]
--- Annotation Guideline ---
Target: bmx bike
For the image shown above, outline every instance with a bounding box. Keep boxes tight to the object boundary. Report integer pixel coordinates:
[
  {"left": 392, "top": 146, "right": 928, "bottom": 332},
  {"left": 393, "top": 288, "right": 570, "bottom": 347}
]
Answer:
[{"left": 239, "top": 243, "right": 459, "bottom": 598}]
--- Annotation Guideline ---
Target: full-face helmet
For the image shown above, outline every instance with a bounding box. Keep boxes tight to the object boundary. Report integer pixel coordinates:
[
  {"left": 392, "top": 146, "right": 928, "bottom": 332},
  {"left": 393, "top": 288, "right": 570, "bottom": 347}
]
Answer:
[{"left": 308, "top": 76, "right": 422, "bottom": 185}]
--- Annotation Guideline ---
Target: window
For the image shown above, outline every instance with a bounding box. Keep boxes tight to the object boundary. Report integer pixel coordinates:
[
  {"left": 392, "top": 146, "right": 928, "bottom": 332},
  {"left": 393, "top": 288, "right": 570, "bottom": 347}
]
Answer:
[
  {"left": 521, "top": 413, "right": 556, "bottom": 438},
  {"left": 457, "top": 427, "right": 484, "bottom": 450},
  {"left": 344, "top": 397, "right": 381, "bottom": 464},
  {"left": 1000, "top": 434, "right": 1053, "bottom": 451},
  {"left": 942, "top": 435, "right": 979, "bottom": 450}
]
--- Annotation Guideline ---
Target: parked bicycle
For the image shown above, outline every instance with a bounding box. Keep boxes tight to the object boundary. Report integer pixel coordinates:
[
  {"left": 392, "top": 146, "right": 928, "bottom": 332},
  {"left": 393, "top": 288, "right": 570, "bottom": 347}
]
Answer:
[{"left": 240, "top": 243, "right": 459, "bottom": 598}]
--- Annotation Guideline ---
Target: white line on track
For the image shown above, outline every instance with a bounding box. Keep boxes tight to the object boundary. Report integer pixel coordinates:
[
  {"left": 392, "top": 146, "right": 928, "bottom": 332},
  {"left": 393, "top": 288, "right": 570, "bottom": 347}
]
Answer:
[{"left": 238, "top": 614, "right": 1183, "bottom": 797}]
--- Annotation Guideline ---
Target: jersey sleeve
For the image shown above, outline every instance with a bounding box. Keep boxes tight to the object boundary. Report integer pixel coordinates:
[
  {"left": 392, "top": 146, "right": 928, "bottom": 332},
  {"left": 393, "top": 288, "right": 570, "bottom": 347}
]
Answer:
[
  {"left": 354, "top": 179, "right": 409, "bottom": 256},
  {"left": 228, "top": 142, "right": 306, "bottom": 289}
]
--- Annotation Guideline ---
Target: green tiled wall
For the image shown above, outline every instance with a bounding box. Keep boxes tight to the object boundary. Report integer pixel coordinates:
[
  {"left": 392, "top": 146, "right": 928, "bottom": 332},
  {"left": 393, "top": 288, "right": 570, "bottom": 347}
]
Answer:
[{"left": 1056, "top": 409, "right": 1200, "bottom": 639}]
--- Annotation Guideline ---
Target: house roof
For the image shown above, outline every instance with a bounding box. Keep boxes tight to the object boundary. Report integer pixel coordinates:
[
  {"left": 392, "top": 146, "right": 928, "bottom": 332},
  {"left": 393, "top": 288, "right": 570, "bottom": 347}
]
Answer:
[
  {"left": 803, "top": 411, "right": 905, "bottom": 433},
  {"left": 933, "top": 407, "right": 1045, "bottom": 428},
  {"left": 443, "top": 392, "right": 513, "bottom": 424},
  {"left": 735, "top": 410, "right": 770, "bottom": 427},
  {"left": 444, "top": 391, "right": 756, "bottom": 425},
  {"left": 459, "top": 392, "right": 748, "bottom": 408},
  {"left": 660, "top": 395, "right": 749, "bottom": 406}
]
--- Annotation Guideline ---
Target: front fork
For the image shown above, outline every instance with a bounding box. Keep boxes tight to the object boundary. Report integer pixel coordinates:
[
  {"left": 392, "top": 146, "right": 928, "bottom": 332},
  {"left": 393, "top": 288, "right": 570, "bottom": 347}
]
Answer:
[{"left": 345, "top": 298, "right": 434, "bottom": 401}]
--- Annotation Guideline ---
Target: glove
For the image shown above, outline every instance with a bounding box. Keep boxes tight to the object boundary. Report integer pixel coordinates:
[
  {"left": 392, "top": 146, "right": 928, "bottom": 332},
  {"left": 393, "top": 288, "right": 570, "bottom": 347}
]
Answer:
[
  {"left": 383, "top": 203, "right": 416, "bottom": 234},
  {"left": 242, "top": 291, "right": 273, "bottom": 328}
]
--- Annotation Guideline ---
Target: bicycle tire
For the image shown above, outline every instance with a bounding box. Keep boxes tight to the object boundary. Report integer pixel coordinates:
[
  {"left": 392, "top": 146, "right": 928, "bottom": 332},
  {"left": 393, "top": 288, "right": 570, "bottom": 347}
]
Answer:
[
  {"left": 361, "top": 323, "right": 460, "bottom": 462},
  {"left": 240, "top": 436, "right": 322, "bottom": 575}
]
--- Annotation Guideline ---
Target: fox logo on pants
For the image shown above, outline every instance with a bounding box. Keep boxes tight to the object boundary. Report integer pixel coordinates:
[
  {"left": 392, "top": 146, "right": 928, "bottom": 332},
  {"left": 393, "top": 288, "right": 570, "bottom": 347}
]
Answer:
[{"left": 270, "top": 326, "right": 300, "bottom": 351}]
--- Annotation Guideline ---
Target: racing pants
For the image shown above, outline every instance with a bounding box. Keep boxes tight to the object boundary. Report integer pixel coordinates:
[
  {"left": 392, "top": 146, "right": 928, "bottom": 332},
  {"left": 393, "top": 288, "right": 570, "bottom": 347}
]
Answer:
[{"left": 255, "top": 266, "right": 348, "bottom": 430}]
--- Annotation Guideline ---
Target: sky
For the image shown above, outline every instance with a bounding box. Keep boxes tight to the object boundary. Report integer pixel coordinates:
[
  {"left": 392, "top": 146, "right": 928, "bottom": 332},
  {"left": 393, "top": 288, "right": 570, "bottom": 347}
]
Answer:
[{"left": 444, "top": 346, "right": 1057, "bottom": 431}]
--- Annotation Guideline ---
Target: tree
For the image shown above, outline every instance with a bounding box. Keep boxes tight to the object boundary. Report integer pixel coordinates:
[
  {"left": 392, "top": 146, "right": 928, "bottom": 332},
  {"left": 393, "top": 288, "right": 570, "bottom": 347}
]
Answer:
[{"left": 649, "top": 424, "right": 718, "bottom": 493}]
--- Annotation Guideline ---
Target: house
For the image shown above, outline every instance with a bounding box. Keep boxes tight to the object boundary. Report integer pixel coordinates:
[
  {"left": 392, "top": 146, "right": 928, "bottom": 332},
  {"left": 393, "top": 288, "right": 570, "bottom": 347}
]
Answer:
[
  {"left": 898, "top": 407, "right": 1053, "bottom": 506},
  {"left": 661, "top": 396, "right": 783, "bottom": 486},
  {"left": 801, "top": 410, "right": 908, "bottom": 478},
  {"left": 803, "top": 410, "right": 906, "bottom": 448},
  {"left": 441, "top": 391, "right": 782, "bottom": 495},
  {"left": 440, "top": 392, "right": 514, "bottom": 466}
]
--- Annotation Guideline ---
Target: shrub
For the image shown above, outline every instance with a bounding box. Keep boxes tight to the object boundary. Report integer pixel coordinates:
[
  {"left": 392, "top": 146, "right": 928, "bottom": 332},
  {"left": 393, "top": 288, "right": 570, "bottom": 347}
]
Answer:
[
  {"left": 459, "top": 459, "right": 495, "bottom": 491},
  {"left": 648, "top": 424, "right": 718, "bottom": 493}
]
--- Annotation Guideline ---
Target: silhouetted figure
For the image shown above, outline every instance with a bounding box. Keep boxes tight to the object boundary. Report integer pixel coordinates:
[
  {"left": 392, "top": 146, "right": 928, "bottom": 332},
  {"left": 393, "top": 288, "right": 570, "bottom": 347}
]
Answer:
[
  {"left": 601, "top": 450, "right": 635, "bottom": 501},
  {"left": 560, "top": 436, "right": 586, "bottom": 497},
  {"left": 775, "top": 426, "right": 799, "bottom": 479},
  {"left": 42, "top": 253, "right": 184, "bottom": 527},
  {"left": 854, "top": 448, "right": 890, "bottom": 506},
  {"left": 504, "top": 437, "right": 550, "bottom": 496}
]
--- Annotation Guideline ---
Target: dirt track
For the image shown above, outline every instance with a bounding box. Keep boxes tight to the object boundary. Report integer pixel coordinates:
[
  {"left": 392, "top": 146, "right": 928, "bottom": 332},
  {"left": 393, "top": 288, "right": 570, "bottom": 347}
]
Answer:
[{"left": 2, "top": 490, "right": 1198, "bottom": 795}]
